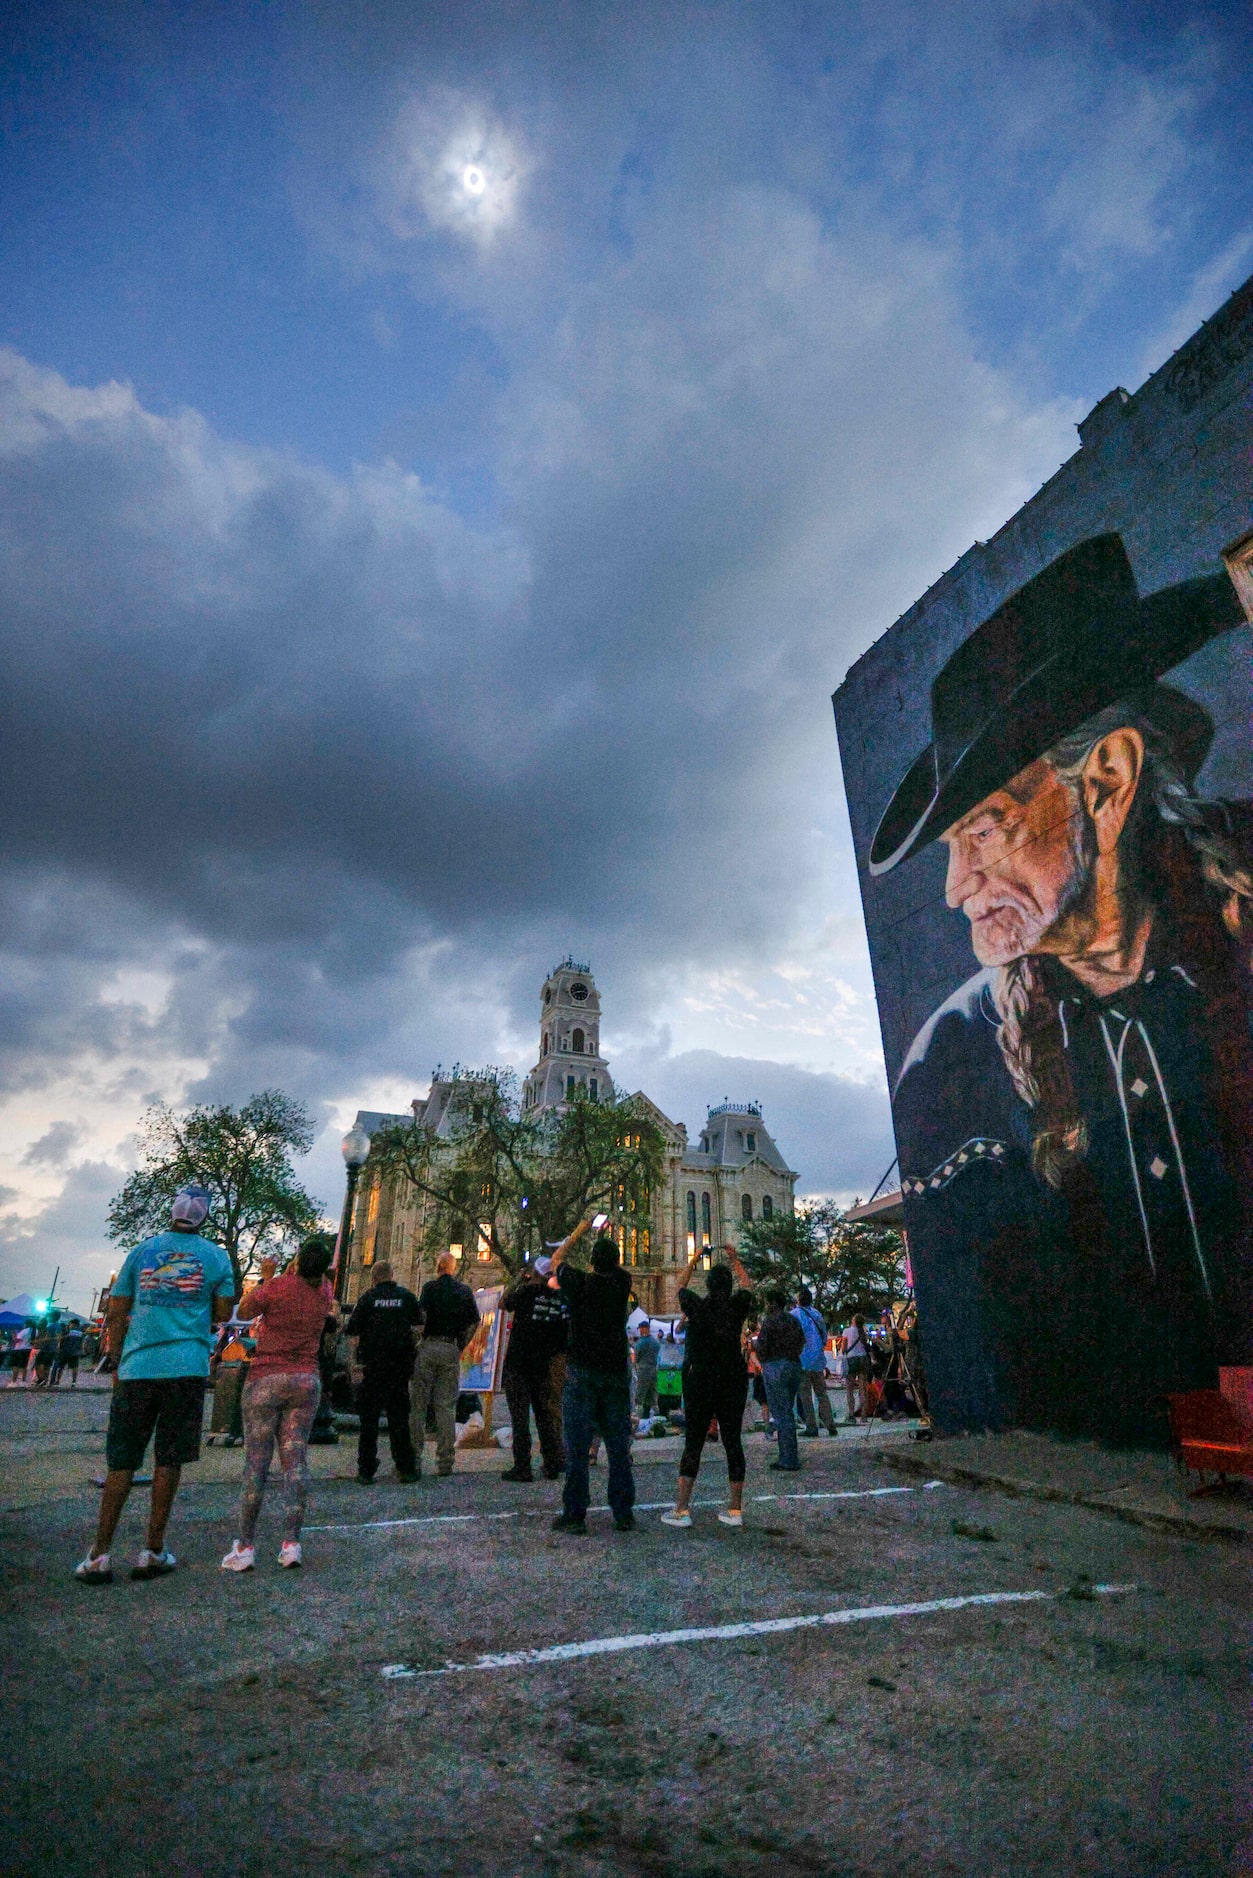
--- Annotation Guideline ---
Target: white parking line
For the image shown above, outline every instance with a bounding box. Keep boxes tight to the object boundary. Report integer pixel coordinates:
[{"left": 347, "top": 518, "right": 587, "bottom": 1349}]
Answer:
[
  {"left": 307, "top": 1511, "right": 522, "bottom": 1533},
  {"left": 308, "top": 1484, "right": 923, "bottom": 1533},
  {"left": 380, "top": 1583, "right": 1136, "bottom": 1678},
  {"left": 752, "top": 1487, "right": 913, "bottom": 1503}
]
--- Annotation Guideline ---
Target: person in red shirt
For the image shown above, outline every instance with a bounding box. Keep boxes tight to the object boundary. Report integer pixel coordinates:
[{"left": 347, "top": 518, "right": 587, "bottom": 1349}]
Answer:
[{"left": 220, "top": 1236, "right": 334, "bottom": 1573}]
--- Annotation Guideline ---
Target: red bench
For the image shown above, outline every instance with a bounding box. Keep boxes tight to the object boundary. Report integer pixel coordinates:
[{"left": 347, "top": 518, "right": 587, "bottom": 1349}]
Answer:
[{"left": 1167, "top": 1369, "right": 1253, "bottom": 1496}]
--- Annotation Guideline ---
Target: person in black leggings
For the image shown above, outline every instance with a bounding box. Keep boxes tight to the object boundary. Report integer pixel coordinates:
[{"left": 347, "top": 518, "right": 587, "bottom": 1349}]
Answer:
[{"left": 661, "top": 1245, "right": 756, "bottom": 1531}]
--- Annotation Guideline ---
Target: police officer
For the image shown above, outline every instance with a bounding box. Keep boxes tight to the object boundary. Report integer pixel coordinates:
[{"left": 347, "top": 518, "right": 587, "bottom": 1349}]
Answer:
[{"left": 345, "top": 1262, "right": 423, "bottom": 1483}]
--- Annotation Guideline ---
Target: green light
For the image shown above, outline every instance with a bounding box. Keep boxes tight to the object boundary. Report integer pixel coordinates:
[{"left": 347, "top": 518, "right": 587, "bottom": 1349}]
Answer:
[{"left": 34, "top": 1298, "right": 48, "bottom": 1313}]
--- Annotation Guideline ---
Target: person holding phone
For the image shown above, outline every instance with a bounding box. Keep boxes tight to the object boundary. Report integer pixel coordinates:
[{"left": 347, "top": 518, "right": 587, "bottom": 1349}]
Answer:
[
  {"left": 661, "top": 1244, "right": 756, "bottom": 1529},
  {"left": 550, "top": 1214, "right": 636, "bottom": 1535}
]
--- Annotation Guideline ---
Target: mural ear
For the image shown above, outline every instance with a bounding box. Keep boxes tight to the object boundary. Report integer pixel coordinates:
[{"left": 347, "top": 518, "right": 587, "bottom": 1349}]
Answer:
[{"left": 1081, "top": 727, "right": 1144, "bottom": 854}]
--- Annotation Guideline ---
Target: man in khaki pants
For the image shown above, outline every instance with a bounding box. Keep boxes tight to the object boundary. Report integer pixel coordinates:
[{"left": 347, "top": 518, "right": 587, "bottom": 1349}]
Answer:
[{"left": 411, "top": 1253, "right": 479, "bottom": 1476}]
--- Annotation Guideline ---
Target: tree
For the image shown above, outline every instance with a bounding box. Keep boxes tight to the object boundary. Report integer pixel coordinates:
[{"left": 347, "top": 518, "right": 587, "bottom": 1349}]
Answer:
[
  {"left": 740, "top": 1199, "right": 905, "bottom": 1325},
  {"left": 368, "top": 1067, "right": 667, "bottom": 1277},
  {"left": 107, "top": 1091, "right": 324, "bottom": 1293}
]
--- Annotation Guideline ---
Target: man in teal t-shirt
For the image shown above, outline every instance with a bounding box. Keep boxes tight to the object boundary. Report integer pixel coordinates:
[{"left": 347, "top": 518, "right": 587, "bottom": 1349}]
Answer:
[
  {"left": 113, "top": 1226, "right": 235, "bottom": 1381},
  {"left": 76, "top": 1186, "right": 235, "bottom": 1586}
]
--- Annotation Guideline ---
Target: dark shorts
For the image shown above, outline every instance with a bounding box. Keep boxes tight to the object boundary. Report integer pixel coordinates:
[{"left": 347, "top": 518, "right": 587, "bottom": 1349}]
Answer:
[{"left": 106, "top": 1377, "right": 208, "bottom": 1471}]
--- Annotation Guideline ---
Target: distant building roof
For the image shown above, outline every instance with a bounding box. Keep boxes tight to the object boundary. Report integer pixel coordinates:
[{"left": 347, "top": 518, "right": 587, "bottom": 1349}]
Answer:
[
  {"left": 682, "top": 1105, "right": 795, "bottom": 1178},
  {"left": 353, "top": 1109, "right": 410, "bottom": 1138}
]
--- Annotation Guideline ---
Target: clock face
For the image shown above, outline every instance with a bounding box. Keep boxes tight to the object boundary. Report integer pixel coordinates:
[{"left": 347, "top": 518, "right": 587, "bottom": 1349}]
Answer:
[{"left": 569, "top": 982, "right": 589, "bottom": 1002}]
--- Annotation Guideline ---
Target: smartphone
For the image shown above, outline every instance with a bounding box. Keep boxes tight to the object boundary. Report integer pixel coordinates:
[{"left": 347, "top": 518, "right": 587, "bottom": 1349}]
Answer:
[{"left": 591, "top": 1212, "right": 609, "bottom": 1230}]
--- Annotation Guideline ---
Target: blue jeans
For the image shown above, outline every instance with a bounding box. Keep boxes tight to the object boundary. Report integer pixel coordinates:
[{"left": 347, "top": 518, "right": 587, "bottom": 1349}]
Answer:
[
  {"left": 562, "top": 1364, "right": 635, "bottom": 1521},
  {"left": 762, "top": 1359, "right": 802, "bottom": 1469}
]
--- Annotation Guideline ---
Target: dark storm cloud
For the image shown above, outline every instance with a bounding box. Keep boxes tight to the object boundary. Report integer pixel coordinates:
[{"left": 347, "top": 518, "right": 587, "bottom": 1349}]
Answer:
[
  {"left": 0, "top": 1159, "right": 129, "bottom": 1294},
  {"left": 21, "top": 1122, "right": 83, "bottom": 1168},
  {"left": 0, "top": 198, "right": 1070, "bottom": 1058},
  {"left": 613, "top": 1046, "right": 895, "bottom": 1200}
]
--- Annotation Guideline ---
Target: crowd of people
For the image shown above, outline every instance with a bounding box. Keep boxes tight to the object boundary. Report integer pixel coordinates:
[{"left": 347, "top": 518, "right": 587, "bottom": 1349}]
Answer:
[
  {"left": 2, "top": 1320, "right": 90, "bottom": 1388},
  {"left": 73, "top": 1185, "right": 923, "bottom": 1581}
]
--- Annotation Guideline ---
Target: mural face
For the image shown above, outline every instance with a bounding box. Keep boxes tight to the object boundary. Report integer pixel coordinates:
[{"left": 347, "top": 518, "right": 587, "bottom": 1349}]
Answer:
[{"left": 872, "top": 535, "right": 1253, "bottom": 1447}]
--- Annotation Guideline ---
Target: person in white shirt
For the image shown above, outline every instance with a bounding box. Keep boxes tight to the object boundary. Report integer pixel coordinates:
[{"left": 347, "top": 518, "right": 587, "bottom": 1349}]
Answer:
[{"left": 841, "top": 1315, "right": 871, "bottom": 1421}]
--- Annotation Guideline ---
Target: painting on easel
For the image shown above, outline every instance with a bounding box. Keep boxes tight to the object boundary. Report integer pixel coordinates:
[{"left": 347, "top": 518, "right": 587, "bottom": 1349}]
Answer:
[{"left": 460, "top": 1286, "right": 508, "bottom": 1395}]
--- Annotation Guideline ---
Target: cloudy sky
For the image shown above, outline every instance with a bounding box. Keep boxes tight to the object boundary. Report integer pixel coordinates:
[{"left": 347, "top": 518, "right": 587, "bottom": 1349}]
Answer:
[{"left": 2, "top": 1, "right": 1251, "bottom": 1309}]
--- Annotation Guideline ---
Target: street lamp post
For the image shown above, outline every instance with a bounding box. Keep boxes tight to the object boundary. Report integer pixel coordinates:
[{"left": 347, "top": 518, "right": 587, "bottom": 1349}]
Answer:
[{"left": 334, "top": 1123, "right": 371, "bottom": 1306}]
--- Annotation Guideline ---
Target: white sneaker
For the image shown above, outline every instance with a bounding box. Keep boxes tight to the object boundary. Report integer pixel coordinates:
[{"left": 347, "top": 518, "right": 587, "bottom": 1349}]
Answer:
[
  {"left": 131, "top": 1548, "right": 177, "bottom": 1580},
  {"left": 717, "top": 1509, "right": 743, "bottom": 1528},
  {"left": 277, "top": 1541, "right": 302, "bottom": 1569},
  {"left": 220, "top": 1541, "right": 255, "bottom": 1573},
  {"left": 659, "top": 1509, "right": 692, "bottom": 1528},
  {"left": 75, "top": 1552, "right": 112, "bottom": 1585}
]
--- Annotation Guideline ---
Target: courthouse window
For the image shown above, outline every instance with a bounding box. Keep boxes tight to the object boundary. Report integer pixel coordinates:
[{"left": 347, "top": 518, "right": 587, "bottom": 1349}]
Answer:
[
  {"left": 701, "top": 1192, "right": 712, "bottom": 1245},
  {"left": 741, "top": 1193, "right": 753, "bottom": 1222},
  {"left": 762, "top": 1194, "right": 774, "bottom": 1220}
]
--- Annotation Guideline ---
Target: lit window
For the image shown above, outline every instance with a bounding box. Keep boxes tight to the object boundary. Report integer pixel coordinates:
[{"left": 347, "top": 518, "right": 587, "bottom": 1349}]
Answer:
[
  {"left": 701, "top": 1192, "right": 711, "bottom": 1246},
  {"left": 762, "top": 1195, "right": 774, "bottom": 1220},
  {"left": 362, "top": 1180, "right": 381, "bottom": 1266},
  {"left": 449, "top": 1243, "right": 463, "bottom": 1261},
  {"left": 742, "top": 1193, "right": 753, "bottom": 1222}
]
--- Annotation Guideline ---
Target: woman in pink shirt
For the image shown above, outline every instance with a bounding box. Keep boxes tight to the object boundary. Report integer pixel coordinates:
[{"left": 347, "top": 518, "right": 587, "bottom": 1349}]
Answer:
[{"left": 221, "top": 1236, "right": 334, "bottom": 1572}]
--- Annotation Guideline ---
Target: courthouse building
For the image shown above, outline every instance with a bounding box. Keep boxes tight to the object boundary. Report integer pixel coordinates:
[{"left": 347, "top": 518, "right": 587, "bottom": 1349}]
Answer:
[{"left": 340, "top": 958, "right": 797, "bottom": 1311}]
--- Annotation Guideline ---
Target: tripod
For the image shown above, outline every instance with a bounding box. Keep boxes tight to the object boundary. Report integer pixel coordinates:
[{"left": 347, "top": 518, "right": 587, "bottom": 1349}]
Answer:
[{"left": 866, "top": 1324, "right": 931, "bottom": 1434}]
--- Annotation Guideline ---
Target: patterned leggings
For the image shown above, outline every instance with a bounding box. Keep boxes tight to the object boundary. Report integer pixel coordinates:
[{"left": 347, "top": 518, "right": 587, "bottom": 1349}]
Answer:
[{"left": 239, "top": 1371, "right": 321, "bottom": 1544}]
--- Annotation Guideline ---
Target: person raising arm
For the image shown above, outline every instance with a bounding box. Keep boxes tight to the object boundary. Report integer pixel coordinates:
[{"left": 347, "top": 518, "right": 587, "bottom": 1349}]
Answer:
[
  {"left": 549, "top": 1216, "right": 637, "bottom": 1536},
  {"left": 662, "top": 1244, "right": 756, "bottom": 1531}
]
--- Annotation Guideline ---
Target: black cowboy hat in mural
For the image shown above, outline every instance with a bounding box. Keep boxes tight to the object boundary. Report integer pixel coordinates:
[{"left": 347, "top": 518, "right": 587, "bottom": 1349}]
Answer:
[{"left": 868, "top": 533, "right": 1245, "bottom": 876}]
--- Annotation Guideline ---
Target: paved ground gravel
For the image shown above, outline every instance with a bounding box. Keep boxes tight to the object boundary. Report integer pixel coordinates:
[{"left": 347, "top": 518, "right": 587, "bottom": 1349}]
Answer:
[{"left": 2, "top": 1391, "right": 1249, "bottom": 1877}]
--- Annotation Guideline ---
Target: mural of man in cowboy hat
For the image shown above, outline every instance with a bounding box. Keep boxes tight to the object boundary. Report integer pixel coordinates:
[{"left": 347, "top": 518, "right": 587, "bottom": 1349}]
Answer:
[{"left": 873, "top": 535, "right": 1253, "bottom": 1445}]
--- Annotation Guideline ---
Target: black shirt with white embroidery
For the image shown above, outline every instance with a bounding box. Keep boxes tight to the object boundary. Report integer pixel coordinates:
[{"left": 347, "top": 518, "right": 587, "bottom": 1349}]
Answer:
[
  {"left": 345, "top": 1281, "right": 423, "bottom": 1373},
  {"left": 893, "top": 926, "right": 1253, "bottom": 1446}
]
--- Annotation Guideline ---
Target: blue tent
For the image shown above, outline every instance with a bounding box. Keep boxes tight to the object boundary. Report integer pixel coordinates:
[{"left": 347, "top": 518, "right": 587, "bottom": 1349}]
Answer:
[{"left": 0, "top": 1292, "right": 41, "bottom": 1327}]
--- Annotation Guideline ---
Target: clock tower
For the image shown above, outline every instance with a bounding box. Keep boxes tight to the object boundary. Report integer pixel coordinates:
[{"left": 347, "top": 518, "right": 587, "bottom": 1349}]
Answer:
[{"left": 522, "top": 959, "right": 616, "bottom": 1113}]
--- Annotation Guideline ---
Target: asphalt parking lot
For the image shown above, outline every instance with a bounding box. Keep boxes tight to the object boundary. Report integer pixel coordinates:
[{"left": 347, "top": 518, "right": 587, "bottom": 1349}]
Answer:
[{"left": 2, "top": 1390, "right": 1249, "bottom": 1878}]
